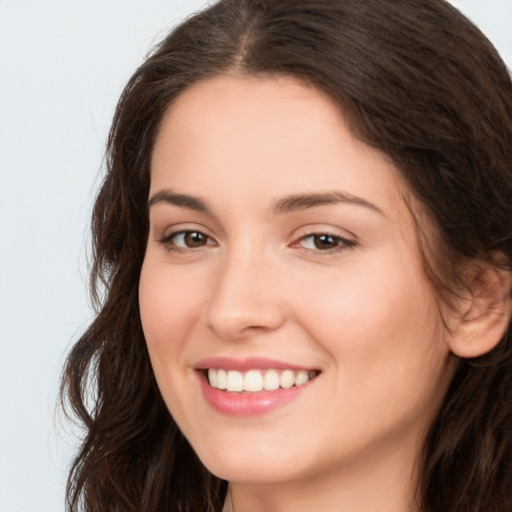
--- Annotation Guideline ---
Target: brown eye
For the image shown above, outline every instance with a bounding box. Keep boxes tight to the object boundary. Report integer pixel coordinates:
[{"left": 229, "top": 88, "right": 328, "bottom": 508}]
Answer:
[
  {"left": 296, "top": 233, "right": 355, "bottom": 252},
  {"left": 183, "top": 231, "right": 209, "bottom": 247},
  {"left": 160, "top": 230, "right": 213, "bottom": 250},
  {"left": 312, "top": 234, "right": 340, "bottom": 249}
]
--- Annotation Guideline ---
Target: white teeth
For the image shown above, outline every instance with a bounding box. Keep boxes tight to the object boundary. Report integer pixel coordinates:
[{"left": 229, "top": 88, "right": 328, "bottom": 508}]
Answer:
[
  {"left": 208, "top": 368, "right": 217, "bottom": 388},
  {"left": 295, "top": 370, "right": 309, "bottom": 386},
  {"left": 207, "top": 368, "right": 317, "bottom": 392},
  {"left": 280, "top": 369, "right": 295, "bottom": 389},
  {"left": 244, "top": 370, "right": 264, "bottom": 392},
  {"left": 217, "top": 369, "right": 227, "bottom": 390},
  {"left": 263, "top": 369, "right": 280, "bottom": 391},
  {"left": 226, "top": 370, "right": 244, "bottom": 392}
]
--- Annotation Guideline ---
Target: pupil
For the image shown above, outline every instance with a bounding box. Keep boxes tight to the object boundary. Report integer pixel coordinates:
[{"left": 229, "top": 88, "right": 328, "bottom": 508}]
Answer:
[
  {"left": 185, "top": 232, "right": 206, "bottom": 247},
  {"left": 315, "top": 234, "right": 336, "bottom": 249}
]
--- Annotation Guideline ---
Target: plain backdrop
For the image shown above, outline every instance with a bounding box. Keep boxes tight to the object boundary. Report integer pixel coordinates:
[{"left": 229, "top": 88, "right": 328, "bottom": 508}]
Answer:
[{"left": 0, "top": 1, "right": 511, "bottom": 511}]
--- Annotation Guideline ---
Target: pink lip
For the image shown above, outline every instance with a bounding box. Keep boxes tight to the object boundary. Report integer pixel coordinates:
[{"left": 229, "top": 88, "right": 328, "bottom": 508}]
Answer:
[
  {"left": 194, "top": 356, "right": 314, "bottom": 372},
  {"left": 194, "top": 357, "right": 319, "bottom": 417}
]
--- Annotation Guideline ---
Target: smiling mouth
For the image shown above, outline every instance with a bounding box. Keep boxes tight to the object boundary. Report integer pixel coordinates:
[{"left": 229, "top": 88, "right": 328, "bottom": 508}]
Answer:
[{"left": 205, "top": 368, "right": 320, "bottom": 393}]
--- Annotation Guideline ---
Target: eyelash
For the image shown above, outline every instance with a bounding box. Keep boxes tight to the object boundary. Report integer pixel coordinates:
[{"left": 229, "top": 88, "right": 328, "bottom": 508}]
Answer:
[
  {"left": 293, "top": 233, "right": 356, "bottom": 253},
  {"left": 158, "top": 230, "right": 356, "bottom": 254},
  {"left": 158, "top": 230, "right": 215, "bottom": 253}
]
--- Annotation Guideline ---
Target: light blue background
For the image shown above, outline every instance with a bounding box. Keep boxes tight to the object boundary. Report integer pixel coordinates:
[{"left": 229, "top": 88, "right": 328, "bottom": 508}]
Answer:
[{"left": 1, "top": 1, "right": 511, "bottom": 510}]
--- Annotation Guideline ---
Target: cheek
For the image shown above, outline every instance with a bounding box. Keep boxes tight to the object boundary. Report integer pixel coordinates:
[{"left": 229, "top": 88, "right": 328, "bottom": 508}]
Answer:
[
  {"left": 292, "top": 257, "right": 452, "bottom": 450},
  {"left": 296, "top": 258, "right": 426, "bottom": 331},
  {"left": 138, "top": 261, "right": 204, "bottom": 367},
  {"left": 293, "top": 253, "right": 447, "bottom": 386},
  {"left": 138, "top": 261, "right": 211, "bottom": 427}
]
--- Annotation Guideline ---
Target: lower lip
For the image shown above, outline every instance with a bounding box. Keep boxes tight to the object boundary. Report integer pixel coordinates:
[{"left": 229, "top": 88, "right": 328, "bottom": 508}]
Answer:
[{"left": 197, "top": 372, "right": 316, "bottom": 417}]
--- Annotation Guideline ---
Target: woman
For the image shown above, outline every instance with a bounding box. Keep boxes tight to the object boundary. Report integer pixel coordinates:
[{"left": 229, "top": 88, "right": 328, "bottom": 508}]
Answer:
[{"left": 61, "top": 0, "right": 512, "bottom": 511}]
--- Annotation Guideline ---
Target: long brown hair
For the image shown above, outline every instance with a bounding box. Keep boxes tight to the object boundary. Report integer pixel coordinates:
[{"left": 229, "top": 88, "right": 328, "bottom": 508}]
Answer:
[{"left": 61, "top": 1, "right": 512, "bottom": 510}]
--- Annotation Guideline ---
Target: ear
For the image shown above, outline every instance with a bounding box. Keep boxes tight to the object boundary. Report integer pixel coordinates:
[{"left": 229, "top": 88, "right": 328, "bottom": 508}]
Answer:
[{"left": 447, "top": 260, "right": 512, "bottom": 358}]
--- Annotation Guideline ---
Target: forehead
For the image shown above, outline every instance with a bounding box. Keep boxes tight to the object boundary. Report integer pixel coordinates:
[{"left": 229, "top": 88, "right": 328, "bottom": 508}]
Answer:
[{"left": 150, "top": 74, "right": 406, "bottom": 219}]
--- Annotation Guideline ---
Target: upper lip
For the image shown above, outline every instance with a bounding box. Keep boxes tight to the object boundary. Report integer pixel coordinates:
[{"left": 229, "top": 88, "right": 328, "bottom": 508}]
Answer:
[{"left": 193, "top": 356, "right": 319, "bottom": 372}]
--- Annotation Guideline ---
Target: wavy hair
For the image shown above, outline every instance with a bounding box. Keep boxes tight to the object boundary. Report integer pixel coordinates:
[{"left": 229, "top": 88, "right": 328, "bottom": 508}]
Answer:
[{"left": 61, "top": 1, "right": 512, "bottom": 510}]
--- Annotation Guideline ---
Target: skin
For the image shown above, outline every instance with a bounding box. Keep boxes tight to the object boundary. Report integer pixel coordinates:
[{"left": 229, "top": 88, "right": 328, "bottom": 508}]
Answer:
[{"left": 139, "top": 74, "right": 458, "bottom": 512}]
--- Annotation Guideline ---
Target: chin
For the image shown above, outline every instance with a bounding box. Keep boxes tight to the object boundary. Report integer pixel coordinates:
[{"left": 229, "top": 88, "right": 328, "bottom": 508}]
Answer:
[
  {"left": 192, "top": 434, "right": 312, "bottom": 484},
  {"left": 205, "top": 458, "right": 303, "bottom": 485}
]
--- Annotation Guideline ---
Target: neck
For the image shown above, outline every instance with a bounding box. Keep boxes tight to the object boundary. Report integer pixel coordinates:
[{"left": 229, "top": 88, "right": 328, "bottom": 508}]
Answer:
[{"left": 222, "top": 442, "right": 421, "bottom": 512}]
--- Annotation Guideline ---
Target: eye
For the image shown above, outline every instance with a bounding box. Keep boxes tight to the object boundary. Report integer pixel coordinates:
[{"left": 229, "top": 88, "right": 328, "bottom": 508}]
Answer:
[
  {"left": 159, "top": 230, "right": 215, "bottom": 251},
  {"left": 295, "top": 233, "right": 355, "bottom": 252}
]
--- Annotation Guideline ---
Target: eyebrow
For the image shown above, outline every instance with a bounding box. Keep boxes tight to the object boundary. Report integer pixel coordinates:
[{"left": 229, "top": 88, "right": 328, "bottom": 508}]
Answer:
[
  {"left": 272, "top": 191, "right": 384, "bottom": 216},
  {"left": 148, "top": 190, "right": 210, "bottom": 212},
  {"left": 147, "top": 189, "right": 384, "bottom": 216}
]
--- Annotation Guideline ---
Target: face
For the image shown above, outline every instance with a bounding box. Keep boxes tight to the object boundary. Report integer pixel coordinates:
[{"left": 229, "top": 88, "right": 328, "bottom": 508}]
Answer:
[{"left": 139, "top": 75, "right": 456, "bottom": 486}]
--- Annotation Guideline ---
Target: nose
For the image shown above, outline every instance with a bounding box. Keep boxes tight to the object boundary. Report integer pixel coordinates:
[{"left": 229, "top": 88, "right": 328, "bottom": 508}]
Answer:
[{"left": 205, "top": 248, "right": 287, "bottom": 341}]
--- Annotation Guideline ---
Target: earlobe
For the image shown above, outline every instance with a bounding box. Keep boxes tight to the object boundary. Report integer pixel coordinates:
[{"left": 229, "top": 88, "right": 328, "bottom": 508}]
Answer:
[{"left": 447, "top": 262, "right": 512, "bottom": 359}]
